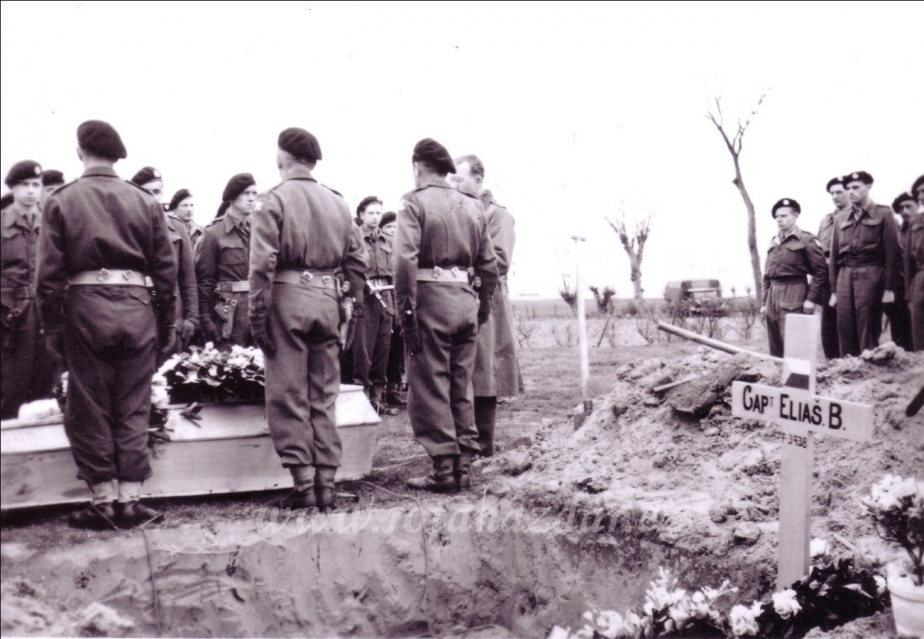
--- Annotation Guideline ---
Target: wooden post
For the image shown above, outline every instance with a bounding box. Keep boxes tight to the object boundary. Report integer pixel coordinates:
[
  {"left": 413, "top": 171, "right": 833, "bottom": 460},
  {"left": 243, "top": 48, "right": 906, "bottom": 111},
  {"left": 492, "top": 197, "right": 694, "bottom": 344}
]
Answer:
[{"left": 572, "top": 235, "right": 592, "bottom": 429}]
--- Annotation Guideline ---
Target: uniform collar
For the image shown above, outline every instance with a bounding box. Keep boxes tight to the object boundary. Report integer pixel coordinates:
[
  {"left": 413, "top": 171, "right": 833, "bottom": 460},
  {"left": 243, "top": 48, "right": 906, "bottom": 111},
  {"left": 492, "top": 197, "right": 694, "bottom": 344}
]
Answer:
[
  {"left": 910, "top": 213, "right": 924, "bottom": 230},
  {"left": 81, "top": 166, "right": 119, "bottom": 178},
  {"left": 849, "top": 200, "right": 878, "bottom": 220},
  {"left": 362, "top": 226, "right": 382, "bottom": 242},
  {"left": 1, "top": 201, "right": 38, "bottom": 231},
  {"left": 772, "top": 225, "right": 801, "bottom": 246},
  {"left": 418, "top": 176, "right": 450, "bottom": 190},
  {"left": 479, "top": 189, "right": 495, "bottom": 208},
  {"left": 222, "top": 206, "right": 248, "bottom": 233},
  {"left": 285, "top": 165, "right": 316, "bottom": 182}
]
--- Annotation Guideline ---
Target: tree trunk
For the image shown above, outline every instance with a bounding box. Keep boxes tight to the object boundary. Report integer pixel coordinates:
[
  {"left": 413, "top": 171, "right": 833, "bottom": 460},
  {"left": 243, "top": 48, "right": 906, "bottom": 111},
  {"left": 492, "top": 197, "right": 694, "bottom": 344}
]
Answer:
[
  {"left": 630, "top": 258, "right": 644, "bottom": 300},
  {"left": 733, "top": 157, "right": 763, "bottom": 300}
]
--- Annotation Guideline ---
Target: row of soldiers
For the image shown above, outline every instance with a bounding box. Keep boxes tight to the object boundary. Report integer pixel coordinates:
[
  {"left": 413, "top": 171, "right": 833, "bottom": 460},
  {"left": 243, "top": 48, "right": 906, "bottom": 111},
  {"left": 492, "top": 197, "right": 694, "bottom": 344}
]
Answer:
[
  {"left": 0, "top": 120, "right": 519, "bottom": 529},
  {"left": 761, "top": 172, "right": 924, "bottom": 358}
]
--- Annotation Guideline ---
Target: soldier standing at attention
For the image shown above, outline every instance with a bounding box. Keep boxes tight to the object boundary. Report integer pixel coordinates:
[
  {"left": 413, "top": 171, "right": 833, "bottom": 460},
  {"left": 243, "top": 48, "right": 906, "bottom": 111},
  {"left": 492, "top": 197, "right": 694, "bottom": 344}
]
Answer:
[
  {"left": 380, "top": 211, "right": 408, "bottom": 408},
  {"left": 886, "top": 191, "right": 917, "bottom": 351},
  {"left": 448, "top": 154, "right": 520, "bottom": 457},
  {"left": 131, "top": 167, "right": 199, "bottom": 352},
  {"left": 395, "top": 138, "right": 498, "bottom": 493},
  {"left": 249, "top": 128, "right": 367, "bottom": 511},
  {"left": 906, "top": 175, "right": 924, "bottom": 351},
  {"left": 817, "top": 176, "right": 850, "bottom": 360},
  {"left": 37, "top": 120, "right": 177, "bottom": 529},
  {"left": 352, "top": 195, "right": 398, "bottom": 415},
  {"left": 1, "top": 161, "right": 47, "bottom": 418},
  {"left": 197, "top": 173, "right": 257, "bottom": 349},
  {"left": 760, "top": 199, "right": 828, "bottom": 357},
  {"left": 829, "top": 171, "right": 902, "bottom": 356},
  {"left": 169, "top": 188, "right": 205, "bottom": 255}
]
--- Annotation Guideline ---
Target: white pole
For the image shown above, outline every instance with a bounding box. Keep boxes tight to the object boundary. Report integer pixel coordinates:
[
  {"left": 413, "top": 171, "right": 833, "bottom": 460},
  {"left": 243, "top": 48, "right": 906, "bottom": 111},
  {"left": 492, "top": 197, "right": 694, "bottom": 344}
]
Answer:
[{"left": 572, "top": 235, "right": 592, "bottom": 427}]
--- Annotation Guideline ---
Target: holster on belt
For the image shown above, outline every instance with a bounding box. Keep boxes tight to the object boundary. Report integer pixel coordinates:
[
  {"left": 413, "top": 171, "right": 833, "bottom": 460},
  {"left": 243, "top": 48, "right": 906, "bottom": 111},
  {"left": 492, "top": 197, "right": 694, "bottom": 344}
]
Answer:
[
  {"left": 221, "top": 298, "right": 238, "bottom": 339},
  {"left": 366, "top": 280, "right": 395, "bottom": 316}
]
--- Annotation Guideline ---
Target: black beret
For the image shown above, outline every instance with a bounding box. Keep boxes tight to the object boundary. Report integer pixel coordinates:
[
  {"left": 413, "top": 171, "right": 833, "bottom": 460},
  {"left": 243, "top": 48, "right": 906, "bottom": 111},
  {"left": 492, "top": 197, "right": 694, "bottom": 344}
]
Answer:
[
  {"left": 77, "top": 120, "right": 127, "bottom": 161},
  {"left": 825, "top": 176, "right": 846, "bottom": 192},
  {"left": 42, "top": 170, "right": 64, "bottom": 187},
  {"left": 892, "top": 192, "right": 915, "bottom": 212},
  {"left": 222, "top": 173, "right": 256, "bottom": 202},
  {"left": 771, "top": 198, "right": 801, "bottom": 217},
  {"left": 912, "top": 175, "right": 924, "bottom": 194},
  {"left": 4, "top": 160, "right": 42, "bottom": 188},
  {"left": 130, "top": 166, "right": 162, "bottom": 186},
  {"left": 412, "top": 138, "right": 455, "bottom": 175},
  {"left": 278, "top": 128, "right": 322, "bottom": 163},
  {"left": 380, "top": 211, "right": 397, "bottom": 227},
  {"left": 168, "top": 189, "right": 192, "bottom": 211},
  {"left": 843, "top": 171, "right": 873, "bottom": 186}
]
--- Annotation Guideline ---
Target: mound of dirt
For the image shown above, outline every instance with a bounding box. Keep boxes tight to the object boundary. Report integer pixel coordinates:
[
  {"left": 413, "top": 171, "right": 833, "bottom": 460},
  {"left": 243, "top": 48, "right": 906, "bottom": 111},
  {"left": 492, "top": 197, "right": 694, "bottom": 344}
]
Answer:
[{"left": 485, "top": 344, "right": 924, "bottom": 599}]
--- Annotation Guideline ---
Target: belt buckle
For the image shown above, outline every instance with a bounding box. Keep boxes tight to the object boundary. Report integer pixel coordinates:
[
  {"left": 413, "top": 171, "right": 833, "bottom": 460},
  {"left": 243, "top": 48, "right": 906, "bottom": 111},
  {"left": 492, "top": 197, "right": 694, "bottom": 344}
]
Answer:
[
  {"left": 302, "top": 271, "right": 314, "bottom": 282},
  {"left": 450, "top": 266, "right": 461, "bottom": 279},
  {"left": 322, "top": 275, "right": 332, "bottom": 286},
  {"left": 96, "top": 268, "right": 110, "bottom": 283},
  {"left": 432, "top": 266, "right": 443, "bottom": 280},
  {"left": 122, "top": 270, "right": 134, "bottom": 282},
  {"left": 230, "top": 299, "right": 238, "bottom": 307}
]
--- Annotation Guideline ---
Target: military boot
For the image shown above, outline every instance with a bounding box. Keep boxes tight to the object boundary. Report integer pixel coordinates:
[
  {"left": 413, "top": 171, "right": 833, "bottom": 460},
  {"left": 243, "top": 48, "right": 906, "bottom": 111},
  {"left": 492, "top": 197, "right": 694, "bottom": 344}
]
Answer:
[
  {"left": 454, "top": 451, "right": 474, "bottom": 490},
  {"left": 273, "top": 465, "right": 318, "bottom": 510},
  {"left": 116, "top": 501, "right": 165, "bottom": 528},
  {"left": 370, "top": 385, "right": 398, "bottom": 416},
  {"left": 407, "top": 455, "right": 458, "bottom": 493},
  {"left": 69, "top": 502, "right": 118, "bottom": 530},
  {"left": 315, "top": 465, "right": 338, "bottom": 512},
  {"left": 385, "top": 382, "right": 407, "bottom": 408}
]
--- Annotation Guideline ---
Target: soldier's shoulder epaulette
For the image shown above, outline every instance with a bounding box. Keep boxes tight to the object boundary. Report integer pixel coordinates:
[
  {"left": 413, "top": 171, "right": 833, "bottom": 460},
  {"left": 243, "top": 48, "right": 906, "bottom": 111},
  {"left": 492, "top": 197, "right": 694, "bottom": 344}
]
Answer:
[
  {"left": 205, "top": 218, "right": 223, "bottom": 229},
  {"left": 166, "top": 211, "right": 181, "bottom": 221}
]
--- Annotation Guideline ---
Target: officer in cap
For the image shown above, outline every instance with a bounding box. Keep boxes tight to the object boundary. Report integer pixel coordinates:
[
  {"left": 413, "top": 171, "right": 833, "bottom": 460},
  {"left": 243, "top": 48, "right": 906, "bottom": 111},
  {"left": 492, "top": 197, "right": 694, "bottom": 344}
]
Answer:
[
  {"left": 448, "top": 154, "right": 522, "bottom": 457},
  {"left": 395, "top": 138, "right": 498, "bottom": 493},
  {"left": 816, "top": 176, "right": 851, "bottom": 359},
  {"left": 196, "top": 173, "right": 257, "bottom": 349},
  {"left": 249, "top": 127, "right": 367, "bottom": 511},
  {"left": 760, "top": 199, "right": 828, "bottom": 357},
  {"left": 829, "top": 171, "right": 902, "bottom": 356},
  {"left": 1, "top": 160, "right": 51, "bottom": 418},
  {"left": 37, "top": 120, "right": 177, "bottom": 529},
  {"left": 131, "top": 167, "right": 199, "bottom": 352},
  {"left": 40, "top": 170, "right": 65, "bottom": 206}
]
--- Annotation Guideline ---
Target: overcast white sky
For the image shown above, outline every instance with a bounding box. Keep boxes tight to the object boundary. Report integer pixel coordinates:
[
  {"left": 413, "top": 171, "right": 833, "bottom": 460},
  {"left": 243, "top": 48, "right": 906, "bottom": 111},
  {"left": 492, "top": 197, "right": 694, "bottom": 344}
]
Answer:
[{"left": 2, "top": 1, "right": 921, "bottom": 300}]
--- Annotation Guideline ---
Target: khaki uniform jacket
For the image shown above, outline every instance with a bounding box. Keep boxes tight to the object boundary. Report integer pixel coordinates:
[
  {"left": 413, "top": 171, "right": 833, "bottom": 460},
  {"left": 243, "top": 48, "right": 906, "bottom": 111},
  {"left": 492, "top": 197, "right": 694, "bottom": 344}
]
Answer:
[
  {"left": 829, "top": 201, "right": 902, "bottom": 292},
  {"left": 196, "top": 208, "right": 250, "bottom": 323},
  {"left": 166, "top": 213, "right": 198, "bottom": 328},
  {"left": 761, "top": 227, "right": 829, "bottom": 307}
]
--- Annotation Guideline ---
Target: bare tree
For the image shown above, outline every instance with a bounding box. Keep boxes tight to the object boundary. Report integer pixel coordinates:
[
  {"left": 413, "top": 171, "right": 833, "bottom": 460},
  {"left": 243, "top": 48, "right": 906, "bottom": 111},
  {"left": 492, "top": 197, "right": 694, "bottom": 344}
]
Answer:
[
  {"left": 605, "top": 207, "right": 652, "bottom": 300},
  {"left": 589, "top": 285, "right": 616, "bottom": 316},
  {"left": 706, "top": 91, "right": 769, "bottom": 300}
]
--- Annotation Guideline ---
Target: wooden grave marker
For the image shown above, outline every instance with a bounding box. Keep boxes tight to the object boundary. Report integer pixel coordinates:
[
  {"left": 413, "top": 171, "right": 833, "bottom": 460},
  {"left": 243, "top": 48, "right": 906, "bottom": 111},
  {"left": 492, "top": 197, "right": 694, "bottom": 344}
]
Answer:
[{"left": 730, "top": 313, "right": 874, "bottom": 589}]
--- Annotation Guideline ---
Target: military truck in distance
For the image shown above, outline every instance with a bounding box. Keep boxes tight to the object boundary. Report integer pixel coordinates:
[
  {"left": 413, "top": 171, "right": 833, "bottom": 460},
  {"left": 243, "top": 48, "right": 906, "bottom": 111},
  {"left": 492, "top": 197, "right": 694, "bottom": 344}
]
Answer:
[{"left": 664, "top": 279, "right": 727, "bottom": 315}]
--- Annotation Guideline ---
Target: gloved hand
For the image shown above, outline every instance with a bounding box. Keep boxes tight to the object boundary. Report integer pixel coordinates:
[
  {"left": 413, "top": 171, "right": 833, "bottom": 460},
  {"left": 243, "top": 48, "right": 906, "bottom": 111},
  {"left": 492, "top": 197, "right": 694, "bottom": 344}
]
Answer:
[
  {"left": 251, "top": 321, "right": 276, "bottom": 355},
  {"left": 179, "top": 319, "right": 197, "bottom": 344},
  {"left": 202, "top": 319, "right": 220, "bottom": 344},
  {"left": 477, "top": 302, "right": 491, "bottom": 326},
  {"left": 44, "top": 330, "right": 65, "bottom": 366},
  {"left": 401, "top": 311, "right": 422, "bottom": 356}
]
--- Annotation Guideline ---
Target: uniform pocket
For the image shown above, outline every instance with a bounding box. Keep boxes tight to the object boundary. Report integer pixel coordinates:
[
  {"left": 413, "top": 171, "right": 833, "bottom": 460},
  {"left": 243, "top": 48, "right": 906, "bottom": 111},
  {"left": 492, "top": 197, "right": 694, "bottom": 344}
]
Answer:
[{"left": 219, "top": 245, "right": 247, "bottom": 267}]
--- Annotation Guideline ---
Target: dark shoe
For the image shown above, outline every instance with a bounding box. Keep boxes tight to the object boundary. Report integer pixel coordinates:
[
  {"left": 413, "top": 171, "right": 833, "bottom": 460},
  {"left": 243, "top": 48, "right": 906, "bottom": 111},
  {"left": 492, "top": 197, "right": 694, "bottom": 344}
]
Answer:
[
  {"left": 454, "top": 452, "right": 474, "bottom": 490},
  {"left": 272, "top": 486, "right": 318, "bottom": 510},
  {"left": 386, "top": 383, "right": 407, "bottom": 408},
  {"left": 115, "top": 500, "right": 164, "bottom": 528},
  {"left": 69, "top": 502, "right": 118, "bottom": 531},
  {"left": 370, "top": 386, "right": 399, "bottom": 416},
  {"left": 315, "top": 465, "right": 338, "bottom": 512},
  {"left": 407, "top": 455, "right": 458, "bottom": 493}
]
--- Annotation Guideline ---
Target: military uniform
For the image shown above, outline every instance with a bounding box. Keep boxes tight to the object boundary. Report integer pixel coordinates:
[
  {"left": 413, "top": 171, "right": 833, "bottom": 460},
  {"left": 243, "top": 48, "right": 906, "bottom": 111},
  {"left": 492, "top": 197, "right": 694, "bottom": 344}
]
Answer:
[
  {"left": 196, "top": 207, "right": 253, "bottom": 349},
  {"left": 395, "top": 176, "right": 499, "bottom": 462},
  {"left": 817, "top": 211, "right": 842, "bottom": 359},
  {"left": 186, "top": 221, "right": 206, "bottom": 256},
  {"left": 471, "top": 190, "right": 521, "bottom": 456},
  {"left": 351, "top": 227, "right": 394, "bottom": 402},
  {"left": 1, "top": 199, "right": 46, "bottom": 418},
  {"left": 762, "top": 225, "right": 828, "bottom": 357},
  {"left": 906, "top": 214, "right": 924, "bottom": 351},
  {"left": 165, "top": 213, "right": 198, "bottom": 351},
  {"left": 249, "top": 160, "right": 366, "bottom": 507},
  {"left": 829, "top": 200, "right": 902, "bottom": 356},
  {"left": 37, "top": 166, "right": 176, "bottom": 488}
]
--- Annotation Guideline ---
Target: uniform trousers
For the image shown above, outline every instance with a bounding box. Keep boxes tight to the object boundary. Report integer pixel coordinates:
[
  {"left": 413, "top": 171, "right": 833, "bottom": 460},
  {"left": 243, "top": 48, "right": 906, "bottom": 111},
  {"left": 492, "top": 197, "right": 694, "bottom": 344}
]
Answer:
[
  {"left": 0, "top": 296, "right": 45, "bottom": 419},
  {"left": 264, "top": 283, "right": 342, "bottom": 468},
  {"left": 835, "top": 265, "right": 884, "bottom": 357},
  {"left": 819, "top": 287, "right": 840, "bottom": 360},
  {"left": 213, "top": 288, "right": 252, "bottom": 351},
  {"left": 63, "top": 286, "right": 156, "bottom": 484},
  {"left": 406, "top": 283, "right": 480, "bottom": 458},
  {"left": 765, "top": 281, "right": 808, "bottom": 358},
  {"left": 910, "top": 269, "right": 924, "bottom": 351},
  {"left": 351, "top": 295, "right": 392, "bottom": 389}
]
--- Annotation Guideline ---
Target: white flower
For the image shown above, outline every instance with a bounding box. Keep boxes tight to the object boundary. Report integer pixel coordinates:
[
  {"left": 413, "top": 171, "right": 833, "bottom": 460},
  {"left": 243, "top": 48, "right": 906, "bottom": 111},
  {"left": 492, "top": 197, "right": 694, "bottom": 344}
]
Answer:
[
  {"left": 546, "top": 626, "right": 572, "bottom": 639},
  {"left": 689, "top": 591, "right": 711, "bottom": 619},
  {"left": 667, "top": 603, "right": 690, "bottom": 628},
  {"left": 729, "top": 604, "right": 759, "bottom": 636},
  {"left": 622, "top": 612, "right": 644, "bottom": 635},
  {"left": 150, "top": 385, "right": 169, "bottom": 408},
  {"left": 594, "top": 611, "right": 624, "bottom": 639},
  {"left": 771, "top": 589, "right": 801, "bottom": 619},
  {"left": 573, "top": 625, "right": 595, "bottom": 639},
  {"left": 874, "top": 575, "right": 887, "bottom": 596}
]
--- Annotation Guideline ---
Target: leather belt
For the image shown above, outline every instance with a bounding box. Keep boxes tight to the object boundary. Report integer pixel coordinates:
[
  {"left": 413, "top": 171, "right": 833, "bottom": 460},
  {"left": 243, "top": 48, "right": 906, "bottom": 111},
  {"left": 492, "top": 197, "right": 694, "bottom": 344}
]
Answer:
[
  {"left": 417, "top": 267, "right": 469, "bottom": 283},
  {"left": 769, "top": 276, "right": 807, "bottom": 285},
  {"left": 840, "top": 259, "right": 883, "bottom": 268},
  {"left": 0, "top": 285, "right": 35, "bottom": 299},
  {"left": 69, "top": 269, "right": 147, "bottom": 286},
  {"left": 274, "top": 269, "right": 339, "bottom": 290},
  {"left": 216, "top": 280, "right": 250, "bottom": 293}
]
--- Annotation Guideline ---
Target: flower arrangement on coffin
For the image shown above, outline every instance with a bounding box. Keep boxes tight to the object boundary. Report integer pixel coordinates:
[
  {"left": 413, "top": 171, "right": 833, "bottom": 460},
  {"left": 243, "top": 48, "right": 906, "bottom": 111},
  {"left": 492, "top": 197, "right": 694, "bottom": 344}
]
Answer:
[
  {"left": 862, "top": 474, "right": 924, "bottom": 637},
  {"left": 158, "top": 343, "right": 265, "bottom": 404},
  {"left": 549, "top": 559, "right": 887, "bottom": 639}
]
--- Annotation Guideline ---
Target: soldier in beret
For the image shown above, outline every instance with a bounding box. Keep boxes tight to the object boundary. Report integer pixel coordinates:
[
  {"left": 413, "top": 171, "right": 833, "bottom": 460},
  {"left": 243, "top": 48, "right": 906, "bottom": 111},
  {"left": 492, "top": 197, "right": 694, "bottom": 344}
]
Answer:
[
  {"left": 249, "top": 127, "right": 367, "bottom": 510},
  {"left": 907, "top": 176, "right": 924, "bottom": 351},
  {"left": 449, "top": 154, "right": 521, "bottom": 457},
  {"left": 817, "top": 176, "right": 850, "bottom": 359},
  {"left": 168, "top": 189, "right": 204, "bottom": 255},
  {"left": 380, "top": 211, "right": 408, "bottom": 408},
  {"left": 829, "top": 171, "right": 902, "bottom": 356},
  {"left": 1, "top": 160, "right": 50, "bottom": 418},
  {"left": 760, "top": 199, "right": 829, "bottom": 357},
  {"left": 884, "top": 192, "right": 917, "bottom": 351},
  {"left": 196, "top": 173, "right": 257, "bottom": 350},
  {"left": 396, "top": 138, "right": 498, "bottom": 493},
  {"left": 37, "top": 120, "right": 177, "bottom": 529},
  {"left": 131, "top": 169, "right": 199, "bottom": 352}
]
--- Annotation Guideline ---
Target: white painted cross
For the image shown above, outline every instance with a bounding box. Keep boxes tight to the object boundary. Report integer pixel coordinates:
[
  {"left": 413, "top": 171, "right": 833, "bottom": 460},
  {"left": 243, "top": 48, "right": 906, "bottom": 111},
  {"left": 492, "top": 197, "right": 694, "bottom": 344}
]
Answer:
[{"left": 730, "top": 314, "right": 874, "bottom": 590}]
